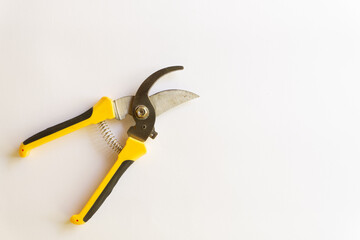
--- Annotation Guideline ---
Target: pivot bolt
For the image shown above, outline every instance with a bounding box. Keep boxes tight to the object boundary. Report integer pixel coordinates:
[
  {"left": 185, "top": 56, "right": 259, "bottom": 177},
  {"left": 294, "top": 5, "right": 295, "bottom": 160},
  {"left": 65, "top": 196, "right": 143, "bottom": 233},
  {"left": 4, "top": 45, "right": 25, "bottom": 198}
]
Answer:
[{"left": 135, "top": 105, "right": 149, "bottom": 119}]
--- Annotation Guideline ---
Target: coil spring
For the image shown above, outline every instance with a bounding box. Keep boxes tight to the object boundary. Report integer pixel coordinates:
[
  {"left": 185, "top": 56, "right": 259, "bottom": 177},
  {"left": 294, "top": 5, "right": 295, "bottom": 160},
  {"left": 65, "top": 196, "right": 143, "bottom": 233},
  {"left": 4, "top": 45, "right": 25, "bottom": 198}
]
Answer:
[{"left": 97, "top": 121, "right": 123, "bottom": 154}]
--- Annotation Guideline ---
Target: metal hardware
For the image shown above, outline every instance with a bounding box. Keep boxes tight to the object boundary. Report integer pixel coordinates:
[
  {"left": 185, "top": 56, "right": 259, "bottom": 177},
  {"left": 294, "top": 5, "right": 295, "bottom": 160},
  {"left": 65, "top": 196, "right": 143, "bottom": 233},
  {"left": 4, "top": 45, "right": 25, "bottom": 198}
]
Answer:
[
  {"left": 98, "top": 121, "right": 123, "bottom": 154},
  {"left": 135, "top": 105, "right": 149, "bottom": 119},
  {"left": 113, "top": 90, "right": 199, "bottom": 121},
  {"left": 128, "top": 66, "right": 184, "bottom": 142}
]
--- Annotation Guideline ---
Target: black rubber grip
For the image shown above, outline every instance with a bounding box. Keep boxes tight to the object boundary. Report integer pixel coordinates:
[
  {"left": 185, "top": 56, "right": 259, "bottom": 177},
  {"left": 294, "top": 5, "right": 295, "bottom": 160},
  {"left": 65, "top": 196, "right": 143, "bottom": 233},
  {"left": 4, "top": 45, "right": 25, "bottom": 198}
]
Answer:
[
  {"left": 83, "top": 160, "right": 134, "bottom": 222},
  {"left": 23, "top": 108, "right": 93, "bottom": 145}
]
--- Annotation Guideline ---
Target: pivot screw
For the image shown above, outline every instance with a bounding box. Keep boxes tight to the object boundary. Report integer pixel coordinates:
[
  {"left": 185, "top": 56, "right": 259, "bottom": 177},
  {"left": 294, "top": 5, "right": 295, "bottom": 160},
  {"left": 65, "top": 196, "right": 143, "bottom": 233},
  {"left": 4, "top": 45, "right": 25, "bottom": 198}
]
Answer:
[{"left": 135, "top": 105, "right": 149, "bottom": 119}]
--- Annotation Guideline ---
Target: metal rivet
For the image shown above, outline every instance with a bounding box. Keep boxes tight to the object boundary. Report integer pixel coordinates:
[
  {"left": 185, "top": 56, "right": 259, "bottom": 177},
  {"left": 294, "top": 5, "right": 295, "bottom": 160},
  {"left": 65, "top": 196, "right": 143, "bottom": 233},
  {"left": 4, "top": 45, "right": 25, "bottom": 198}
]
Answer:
[{"left": 135, "top": 105, "right": 149, "bottom": 119}]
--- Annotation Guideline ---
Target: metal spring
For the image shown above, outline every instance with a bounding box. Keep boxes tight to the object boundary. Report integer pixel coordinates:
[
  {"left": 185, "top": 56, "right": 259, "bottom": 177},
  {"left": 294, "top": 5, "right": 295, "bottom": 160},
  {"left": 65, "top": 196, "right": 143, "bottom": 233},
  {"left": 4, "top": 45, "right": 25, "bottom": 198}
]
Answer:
[{"left": 97, "top": 121, "right": 123, "bottom": 154}]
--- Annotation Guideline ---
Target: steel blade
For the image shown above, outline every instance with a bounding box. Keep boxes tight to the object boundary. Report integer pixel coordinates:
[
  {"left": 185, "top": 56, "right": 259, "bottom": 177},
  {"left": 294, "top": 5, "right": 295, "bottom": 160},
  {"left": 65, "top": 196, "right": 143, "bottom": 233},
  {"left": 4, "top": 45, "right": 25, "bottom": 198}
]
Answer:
[
  {"left": 149, "top": 89, "right": 199, "bottom": 116},
  {"left": 113, "top": 96, "right": 133, "bottom": 120},
  {"left": 113, "top": 89, "right": 199, "bottom": 120}
]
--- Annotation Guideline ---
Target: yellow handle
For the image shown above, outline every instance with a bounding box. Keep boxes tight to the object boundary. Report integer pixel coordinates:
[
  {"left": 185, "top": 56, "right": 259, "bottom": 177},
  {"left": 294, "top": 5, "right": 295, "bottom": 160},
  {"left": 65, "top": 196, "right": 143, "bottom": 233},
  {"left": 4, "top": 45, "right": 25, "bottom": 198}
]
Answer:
[
  {"left": 70, "top": 137, "right": 146, "bottom": 225},
  {"left": 19, "top": 97, "right": 115, "bottom": 157}
]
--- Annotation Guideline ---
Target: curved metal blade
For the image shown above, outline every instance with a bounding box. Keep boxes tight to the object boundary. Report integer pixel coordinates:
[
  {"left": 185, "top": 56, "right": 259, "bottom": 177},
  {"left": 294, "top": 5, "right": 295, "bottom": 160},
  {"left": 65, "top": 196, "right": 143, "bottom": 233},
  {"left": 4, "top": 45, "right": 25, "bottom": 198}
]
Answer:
[
  {"left": 113, "top": 89, "right": 199, "bottom": 120},
  {"left": 129, "top": 66, "right": 184, "bottom": 141},
  {"left": 134, "top": 66, "right": 184, "bottom": 98},
  {"left": 149, "top": 89, "right": 199, "bottom": 116}
]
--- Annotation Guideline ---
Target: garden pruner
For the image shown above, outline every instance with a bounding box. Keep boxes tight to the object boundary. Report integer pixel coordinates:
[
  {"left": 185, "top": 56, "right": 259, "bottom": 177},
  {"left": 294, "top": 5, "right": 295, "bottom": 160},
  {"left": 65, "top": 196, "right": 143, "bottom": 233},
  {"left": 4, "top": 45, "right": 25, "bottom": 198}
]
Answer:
[{"left": 19, "top": 66, "right": 198, "bottom": 225}]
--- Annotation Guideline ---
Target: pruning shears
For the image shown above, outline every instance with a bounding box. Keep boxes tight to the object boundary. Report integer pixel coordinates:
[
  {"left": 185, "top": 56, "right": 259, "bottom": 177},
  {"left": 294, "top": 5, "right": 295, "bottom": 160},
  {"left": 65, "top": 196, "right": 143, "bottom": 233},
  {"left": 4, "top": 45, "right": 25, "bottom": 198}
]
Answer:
[{"left": 19, "top": 66, "right": 198, "bottom": 225}]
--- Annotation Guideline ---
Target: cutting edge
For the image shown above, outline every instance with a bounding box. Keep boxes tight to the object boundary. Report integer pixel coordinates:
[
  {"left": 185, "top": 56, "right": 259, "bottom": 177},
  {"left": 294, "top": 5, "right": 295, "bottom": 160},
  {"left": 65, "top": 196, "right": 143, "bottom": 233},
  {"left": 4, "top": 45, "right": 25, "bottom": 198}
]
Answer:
[{"left": 113, "top": 89, "right": 199, "bottom": 120}]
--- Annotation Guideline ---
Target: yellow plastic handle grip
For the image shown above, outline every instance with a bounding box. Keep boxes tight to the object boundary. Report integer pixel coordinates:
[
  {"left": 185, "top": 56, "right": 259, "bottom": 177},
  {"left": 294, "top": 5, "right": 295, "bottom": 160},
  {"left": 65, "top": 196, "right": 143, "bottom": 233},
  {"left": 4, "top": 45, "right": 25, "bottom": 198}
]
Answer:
[
  {"left": 70, "top": 137, "right": 146, "bottom": 225},
  {"left": 19, "top": 97, "right": 115, "bottom": 157}
]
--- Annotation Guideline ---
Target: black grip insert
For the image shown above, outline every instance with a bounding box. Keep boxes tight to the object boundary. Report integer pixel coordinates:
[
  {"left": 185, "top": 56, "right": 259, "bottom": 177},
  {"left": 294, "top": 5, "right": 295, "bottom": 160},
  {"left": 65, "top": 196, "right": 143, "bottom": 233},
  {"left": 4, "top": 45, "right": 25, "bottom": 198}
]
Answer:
[
  {"left": 83, "top": 160, "right": 134, "bottom": 222},
  {"left": 23, "top": 108, "right": 93, "bottom": 145}
]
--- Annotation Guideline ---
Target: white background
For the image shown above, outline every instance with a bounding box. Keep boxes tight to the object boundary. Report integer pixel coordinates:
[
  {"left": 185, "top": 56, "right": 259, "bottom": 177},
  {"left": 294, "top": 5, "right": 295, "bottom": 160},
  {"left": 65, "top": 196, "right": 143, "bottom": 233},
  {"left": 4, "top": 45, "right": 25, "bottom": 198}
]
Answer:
[{"left": 1, "top": 0, "right": 360, "bottom": 239}]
